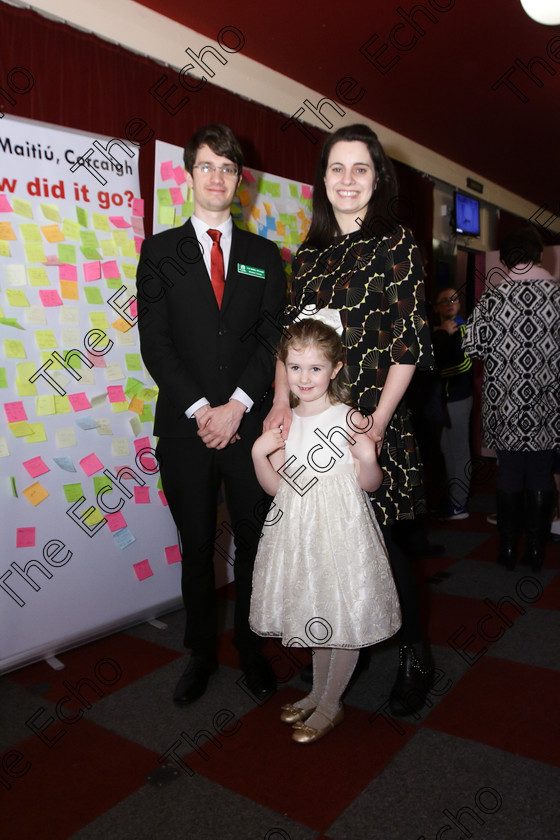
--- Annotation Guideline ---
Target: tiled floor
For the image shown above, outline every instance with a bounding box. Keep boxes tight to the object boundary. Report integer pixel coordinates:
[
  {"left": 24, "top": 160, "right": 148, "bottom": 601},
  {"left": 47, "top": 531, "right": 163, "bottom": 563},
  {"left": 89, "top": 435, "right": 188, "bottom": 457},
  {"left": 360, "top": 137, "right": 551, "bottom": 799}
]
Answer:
[{"left": 2, "top": 489, "right": 559, "bottom": 840}]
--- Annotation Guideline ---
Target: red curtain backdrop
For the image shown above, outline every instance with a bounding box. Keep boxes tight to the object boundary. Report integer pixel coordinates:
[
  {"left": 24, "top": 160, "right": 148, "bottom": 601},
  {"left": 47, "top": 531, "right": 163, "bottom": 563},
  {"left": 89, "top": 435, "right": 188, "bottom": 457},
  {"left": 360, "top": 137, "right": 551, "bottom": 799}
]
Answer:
[{"left": 0, "top": 4, "right": 433, "bottom": 246}]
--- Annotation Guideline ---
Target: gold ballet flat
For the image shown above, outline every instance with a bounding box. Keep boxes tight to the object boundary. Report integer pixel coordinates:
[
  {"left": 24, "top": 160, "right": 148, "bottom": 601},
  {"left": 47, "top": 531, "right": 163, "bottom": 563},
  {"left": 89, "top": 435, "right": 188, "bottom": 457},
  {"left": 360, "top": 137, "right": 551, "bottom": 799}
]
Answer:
[
  {"left": 280, "top": 703, "right": 316, "bottom": 724},
  {"left": 291, "top": 705, "right": 344, "bottom": 744}
]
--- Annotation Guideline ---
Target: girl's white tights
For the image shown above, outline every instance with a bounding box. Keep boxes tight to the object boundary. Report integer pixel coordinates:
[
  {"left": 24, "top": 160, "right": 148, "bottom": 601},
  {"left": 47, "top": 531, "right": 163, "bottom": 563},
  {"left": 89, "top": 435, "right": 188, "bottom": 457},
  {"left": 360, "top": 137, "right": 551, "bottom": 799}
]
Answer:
[{"left": 296, "top": 647, "right": 359, "bottom": 729}]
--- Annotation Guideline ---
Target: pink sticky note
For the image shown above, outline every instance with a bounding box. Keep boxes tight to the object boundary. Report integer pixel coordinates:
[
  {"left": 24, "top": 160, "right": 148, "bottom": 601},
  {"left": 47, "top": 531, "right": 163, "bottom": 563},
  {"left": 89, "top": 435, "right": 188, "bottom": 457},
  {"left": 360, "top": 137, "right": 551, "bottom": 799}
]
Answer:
[
  {"left": 84, "top": 261, "right": 101, "bottom": 282},
  {"left": 133, "top": 436, "right": 151, "bottom": 453},
  {"left": 134, "top": 236, "right": 143, "bottom": 254},
  {"left": 165, "top": 544, "right": 181, "bottom": 565},
  {"left": 102, "top": 260, "right": 120, "bottom": 278},
  {"left": 158, "top": 490, "right": 168, "bottom": 506},
  {"left": 108, "top": 216, "right": 131, "bottom": 229},
  {"left": 43, "top": 255, "right": 62, "bottom": 266},
  {"left": 87, "top": 351, "right": 106, "bottom": 368},
  {"left": 23, "top": 456, "right": 50, "bottom": 478},
  {"left": 134, "top": 486, "right": 150, "bottom": 504},
  {"left": 0, "top": 194, "right": 13, "bottom": 211},
  {"left": 173, "top": 166, "right": 186, "bottom": 185},
  {"left": 68, "top": 392, "right": 91, "bottom": 412},
  {"left": 160, "top": 160, "right": 174, "bottom": 181},
  {"left": 59, "top": 264, "right": 77, "bottom": 282},
  {"left": 107, "top": 385, "right": 126, "bottom": 403},
  {"left": 17, "top": 527, "right": 36, "bottom": 548},
  {"left": 131, "top": 217, "right": 144, "bottom": 237},
  {"left": 4, "top": 401, "right": 27, "bottom": 422},
  {"left": 242, "top": 168, "right": 256, "bottom": 183},
  {"left": 39, "top": 289, "right": 63, "bottom": 307},
  {"left": 129, "top": 299, "right": 138, "bottom": 319},
  {"left": 281, "top": 246, "right": 292, "bottom": 263},
  {"left": 133, "top": 559, "right": 153, "bottom": 581},
  {"left": 132, "top": 198, "right": 144, "bottom": 217},
  {"left": 79, "top": 452, "right": 104, "bottom": 476},
  {"left": 301, "top": 184, "right": 312, "bottom": 199},
  {"left": 169, "top": 187, "right": 184, "bottom": 206},
  {"left": 105, "top": 510, "right": 127, "bottom": 532}
]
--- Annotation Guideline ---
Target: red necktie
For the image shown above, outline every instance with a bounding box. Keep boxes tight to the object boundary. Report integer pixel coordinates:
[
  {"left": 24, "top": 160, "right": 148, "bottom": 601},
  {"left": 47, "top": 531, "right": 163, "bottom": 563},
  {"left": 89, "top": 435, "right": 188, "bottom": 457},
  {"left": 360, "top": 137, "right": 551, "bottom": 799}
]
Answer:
[{"left": 207, "top": 228, "right": 225, "bottom": 308}]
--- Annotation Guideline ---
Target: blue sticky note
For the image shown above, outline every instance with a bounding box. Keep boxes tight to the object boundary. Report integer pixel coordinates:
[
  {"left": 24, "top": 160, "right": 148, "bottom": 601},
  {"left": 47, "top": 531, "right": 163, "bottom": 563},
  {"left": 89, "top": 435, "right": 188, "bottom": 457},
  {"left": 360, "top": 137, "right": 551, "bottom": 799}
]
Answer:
[
  {"left": 75, "top": 415, "right": 98, "bottom": 430},
  {"left": 53, "top": 456, "right": 76, "bottom": 472},
  {"left": 113, "top": 527, "right": 136, "bottom": 550}
]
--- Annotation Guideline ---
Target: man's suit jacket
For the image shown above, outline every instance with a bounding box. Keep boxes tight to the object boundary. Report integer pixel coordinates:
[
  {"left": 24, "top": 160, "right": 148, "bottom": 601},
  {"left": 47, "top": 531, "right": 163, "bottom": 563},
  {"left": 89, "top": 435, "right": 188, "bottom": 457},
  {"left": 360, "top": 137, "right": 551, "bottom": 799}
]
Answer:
[{"left": 136, "top": 219, "right": 286, "bottom": 439}]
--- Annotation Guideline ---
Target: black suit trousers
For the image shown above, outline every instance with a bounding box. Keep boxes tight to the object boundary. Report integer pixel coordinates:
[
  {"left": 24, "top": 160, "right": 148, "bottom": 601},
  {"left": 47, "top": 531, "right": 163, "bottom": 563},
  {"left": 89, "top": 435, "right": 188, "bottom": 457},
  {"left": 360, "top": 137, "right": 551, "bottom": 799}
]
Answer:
[{"left": 157, "top": 433, "right": 268, "bottom": 661}]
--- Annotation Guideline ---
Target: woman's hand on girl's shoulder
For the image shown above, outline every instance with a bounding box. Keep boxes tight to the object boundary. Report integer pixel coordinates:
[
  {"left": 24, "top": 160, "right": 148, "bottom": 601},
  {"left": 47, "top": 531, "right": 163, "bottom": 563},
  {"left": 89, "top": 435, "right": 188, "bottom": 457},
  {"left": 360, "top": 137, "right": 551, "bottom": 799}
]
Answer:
[{"left": 252, "top": 428, "right": 286, "bottom": 459}]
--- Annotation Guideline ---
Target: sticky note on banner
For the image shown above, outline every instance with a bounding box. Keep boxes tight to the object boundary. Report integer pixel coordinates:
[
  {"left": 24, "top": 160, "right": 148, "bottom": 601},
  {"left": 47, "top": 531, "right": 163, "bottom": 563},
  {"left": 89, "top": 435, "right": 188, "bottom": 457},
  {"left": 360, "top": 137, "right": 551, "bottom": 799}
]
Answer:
[
  {"left": 93, "top": 475, "right": 112, "bottom": 494},
  {"left": 20, "top": 223, "right": 42, "bottom": 243},
  {"left": 23, "top": 456, "right": 50, "bottom": 478},
  {"left": 80, "top": 453, "right": 104, "bottom": 476},
  {"left": 63, "top": 483, "right": 84, "bottom": 502},
  {"left": 27, "top": 268, "right": 49, "bottom": 287},
  {"left": 6, "top": 289, "right": 29, "bottom": 306},
  {"left": 84, "top": 261, "right": 101, "bottom": 283},
  {"left": 131, "top": 198, "right": 144, "bottom": 217},
  {"left": 41, "top": 224, "right": 65, "bottom": 243},
  {"left": 4, "top": 401, "right": 27, "bottom": 422},
  {"left": 84, "top": 286, "right": 103, "bottom": 304},
  {"left": 59, "top": 264, "right": 78, "bottom": 282},
  {"left": 4, "top": 264, "right": 27, "bottom": 286},
  {"left": 16, "top": 527, "right": 36, "bottom": 548},
  {"left": 58, "top": 244, "right": 77, "bottom": 264},
  {"left": 113, "top": 527, "right": 135, "bottom": 549},
  {"left": 92, "top": 213, "right": 110, "bottom": 232},
  {"left": 157, "top": 188, "right": 172, "bottom": 207},
  {"left": 0, "top": 436, "right": 9, "bottom": 457},
  {"left": 23, "top": 482, "right": 49, "bottom": 506},
  {"left": 62, "top": 219, "right": 81, "bottom": 240},
  {"left": 36, "top": 395, "right": 56, "bottom": 416},
  {"left": 0, "top": 368, "right": 7, "bottom": 388},
  {"left": 41, "top": 203, "right": 61, "bottom": 222},
  {"left": 68, "top": 393, "right": 91, "bottom": 412},
  {"left": 109, "top": 216, "right": 131, "bottom": 229},
  {"left": 169, "top": 188, "right": 184, "bottom": 206},
  {"left": 53, "top": 456, "right": 75, "bottom": 472},
  {"left": 102, "top": 260, "right": 120, "bottom": 279},
  {"left": 56, "top": 427, "right": 77, "bottom": 448},
  {"left": 0, "top": 242, "right": 11, "bottom": 257},
  {"left": 134, "top": 486, "right": 149, "bottom": 504},
  {"left": 0, "top": 194, "right": 13, "bottom": 212},
  {"left": 60, "top": 280, "right": 79, "bottom": 300},
  {"left": 133, "top": 559, "right": 153, "bottom": 581},
  {"left": 0, "top": 221, "right": 17, "bottom": 239},
  {"left": 158, "top": 206, "right": 175, "bottom": 227},
  {"left": 76, "top": 206, "right": 88, "bottom": 228},
  {"left": 105, "top": 510, "right": 127, "bottom": 532},
  {"left": 160, "top": 160, "right": 174, "bottom": 181},
  {"left": 165, "top": 545, "right": 181, "bottom": 564},
  {"left": 25, "top": 423, "right": 47, "bottom": 443},
  {"left": 39, "top": 289, "right": 63, "bottom": 307},
  {"left": 99, "top": 239, "right": 118, "bottom": 257}
]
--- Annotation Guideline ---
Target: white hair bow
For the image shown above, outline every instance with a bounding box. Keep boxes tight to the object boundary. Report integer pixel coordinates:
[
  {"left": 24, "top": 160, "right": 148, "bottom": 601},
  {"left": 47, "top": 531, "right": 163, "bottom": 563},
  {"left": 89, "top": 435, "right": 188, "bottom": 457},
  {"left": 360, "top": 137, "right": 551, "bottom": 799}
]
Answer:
[{"left": 293, "top": 305, "right": 344, "bottom": 336}]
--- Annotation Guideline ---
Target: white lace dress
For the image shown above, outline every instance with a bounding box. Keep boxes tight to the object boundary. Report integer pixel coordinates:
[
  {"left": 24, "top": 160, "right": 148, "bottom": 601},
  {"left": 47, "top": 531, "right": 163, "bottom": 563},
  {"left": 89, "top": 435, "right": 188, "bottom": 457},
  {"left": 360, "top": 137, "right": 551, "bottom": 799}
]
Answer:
[{"left": 249, "top": 403, "right": 401, "bottom": 648}]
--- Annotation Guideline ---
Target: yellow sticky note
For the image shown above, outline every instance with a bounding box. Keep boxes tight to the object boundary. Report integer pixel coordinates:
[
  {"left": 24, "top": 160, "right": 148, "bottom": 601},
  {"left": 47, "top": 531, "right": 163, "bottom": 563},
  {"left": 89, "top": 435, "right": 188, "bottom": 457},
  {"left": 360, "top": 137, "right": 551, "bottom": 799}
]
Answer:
[
  {"left": 40, "top": 203, "right": 61, "bottom": 222},
  {"left": 41, "top": 225, "right": 65, "bottom": 243},
  {"left": 128, "top": 396, "right": 144, "bottom": 414},
  {"left": 15, "top": 379, "right": 37, "bottom": 397},
  {"left": 25, "top": 244, "right": 47, "bottom": 263},
  {"left": 112, "top": 401, "right": 128, "bottom": 413},
  {"left": 36, "top": 395, "right": 56, "bottom": 415},
  {"left": 54, "top": 395, "right": 72, "bottom": 414},
  {"left": 62, "top": 219, "right": 81, "bottom": 240},
  {"left": 25, "top": 423, "right": 47, "bottom": 443},
  {"left": 40, "top": 351, "right": 62, "bottom": 368},
  {"left": 4, "top": 339, "right": 26, "bottom": 358},
  {"left": 27, "top": 267, "right": 50, "bottom": 286},
  {"left": 23, "top": 481, "right": 49, "bottom": 506},
  {"left": 85, "top": 507, "right": 105, "bottom": 525},
  {"left": 100, "top": 239, "right": 118, "bottom": 257},
  {"left": 60, "top": 279, "right": 79, "bottom": 300},
  {"left": 92, "top": 213, "right": 111, "bottom": 231},
  {"left": 121, "top": 263, "right": 138, "bottom": 280},
  {"left": 111, "top": 317, "right": 132, "bottom": 333},
  {"left": 8, "top": 421, "right": 34, "bottom": 437},
  {"left": 34, "top": 330, "right": 58, "bottom": 349},
  {"left": 120, "top": 240, "right": 137, "bottom": 258},
  {"left": 0, "top": 241, "right": 10, "bottom": 257},
  {"left": 6, "top": 289, "right": 29, "bottom": 307},
  {"left": 0, "top": 436, "right": 9, "bottom": 457},
  {"left": 113, "top": 231, "right": 129, "bottom": 247},
  {"left": 89, "top": 312, "right": 109, "bottom": 330},
  {"left": 105, "top": 362, "right": 125, "bottom": 381},
  {"left": 158, "top": 206, "right": 175, "bottom": 226},
  {"left": 0, "top": 221, "right": 17, "bottom": 240},
  {"left": 56, "top": 426, "right": 77, "bottom": 447},
  {"left": 19, "top": 223, "right": 42, "bottom": 243},
  {"left": 12, "top": 198, "right": 34, "bottom": 219}
]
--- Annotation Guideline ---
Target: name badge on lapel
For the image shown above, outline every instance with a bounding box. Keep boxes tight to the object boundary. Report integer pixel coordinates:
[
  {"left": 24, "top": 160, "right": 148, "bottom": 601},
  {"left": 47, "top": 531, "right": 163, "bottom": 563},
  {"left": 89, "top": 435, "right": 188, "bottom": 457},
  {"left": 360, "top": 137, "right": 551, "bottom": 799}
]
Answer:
[{"left": 237, "top": 263, "right": 265, "bottom": 278}]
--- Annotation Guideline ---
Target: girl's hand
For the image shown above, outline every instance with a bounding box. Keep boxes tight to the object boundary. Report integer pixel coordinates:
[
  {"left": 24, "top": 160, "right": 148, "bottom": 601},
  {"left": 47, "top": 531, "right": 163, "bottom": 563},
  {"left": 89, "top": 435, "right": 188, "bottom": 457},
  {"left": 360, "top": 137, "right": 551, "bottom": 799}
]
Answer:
[
  {"left": 366, "top": 410, "right": 387, "bottom": 455},
  {"left": 252, "top": 428, "right": 286, "bottom": 459}
]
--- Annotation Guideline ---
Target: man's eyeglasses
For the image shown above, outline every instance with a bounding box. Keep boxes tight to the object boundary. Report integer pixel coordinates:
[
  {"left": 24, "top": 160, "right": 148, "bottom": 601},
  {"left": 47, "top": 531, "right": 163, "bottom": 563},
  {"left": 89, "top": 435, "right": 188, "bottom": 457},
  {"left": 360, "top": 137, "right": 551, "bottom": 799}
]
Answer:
[
  {"left": 193, "top": 163, "right": 239, "bottom": 177},
  {"left": 437, "top": 296, "right": 459, "bottom": 305}
]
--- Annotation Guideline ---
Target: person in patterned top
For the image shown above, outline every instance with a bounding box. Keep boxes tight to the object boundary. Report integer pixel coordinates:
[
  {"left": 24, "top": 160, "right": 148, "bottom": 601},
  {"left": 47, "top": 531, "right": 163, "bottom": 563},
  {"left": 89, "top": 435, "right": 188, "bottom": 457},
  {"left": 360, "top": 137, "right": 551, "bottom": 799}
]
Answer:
[{"left": 265, "top": 124, "right": 435, "bottom": 716}]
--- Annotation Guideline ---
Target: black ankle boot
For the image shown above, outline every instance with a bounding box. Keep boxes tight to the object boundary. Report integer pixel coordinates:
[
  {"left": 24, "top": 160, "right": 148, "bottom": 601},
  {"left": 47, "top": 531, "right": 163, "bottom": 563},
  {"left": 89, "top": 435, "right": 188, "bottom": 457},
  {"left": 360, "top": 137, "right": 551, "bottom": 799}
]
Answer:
[
  {"left": 389, "top": 643, "right": 433, "bottom": 717},
  {"left": 521, "top": 490, "right": 554, "bottom": 571},
  {"left": 496, "top": 490, "right": 524, "bottom": 569}
]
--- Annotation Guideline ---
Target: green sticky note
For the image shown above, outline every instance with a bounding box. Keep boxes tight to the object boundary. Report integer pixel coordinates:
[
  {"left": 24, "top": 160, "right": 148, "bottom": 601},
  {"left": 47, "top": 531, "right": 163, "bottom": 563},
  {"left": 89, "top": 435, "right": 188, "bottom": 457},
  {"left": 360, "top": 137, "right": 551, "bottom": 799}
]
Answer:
[
  {"left": 289, "top": 184, "right": 299, "bottom": 198},
  {"left": 182, "top": 201, "right": 194, "bottom": 218},
  {"left": 19, "top": 223, "right": 42, "bottom": 243},
  {"left": 125, "top": 377, "right": 143, "bottom": 397},
  {"left": 25, "top": 244, "right": 47, "bottom": 263},
  {"left": 11, "top": 476, "right": 17, "bottom": 497},
  {"left": 0, "top": 368, "right": 7, "bottom": 388},
  {"left": 0, "top": 317, "right": 24, "bottom": 329},
  {"left": 121, "top": 263, "right": 137, "bottom": 280},
  {"left": 84, "top": 286, "right": 104, "bottom": 304},
  {"left": 92, "top": 213, "right": 110, "bottom": 231},
  {"left": 139, "top": 404, "right": 153, "bottom": 423},
  {"left": 76, "top": 206, "right": 89, "bottom": 228},
  {"left": 58, "top": 243, "right": 77, "bottom": 263},
  {"left": 6, "top": 290, "right": 29, "bottom": 306},
  {"left": 80, "top": 247, "right": 102, "bottom": 260},
  {"left": 93, "top": 476, "right": 112, "bottom": 494},
  {"left": 260, "top": 179, "right": 281, "bottom": 197},
  {"left": 157, "top": 188, "right": 173, "bottom": 207},
  {"left": 105, "top": 277, "right": 122, "bottom": 290},
  {"left": 27, "top": 267, "right": 50, "bottom": 286},
  {"left": 80, "top": 230, "right": 100, "bottom": 249},
  {"left": 63, "top": 483, "right": 84, "bottom": 502},
  {"left": 158, "top": 205, "right": 175, "bottom": 226},
  {"left": 41, "top": 203, "right": 62, "bottom": 223},
  {"left": 125, "top": 353, "right": 143, "bottom": 371}
]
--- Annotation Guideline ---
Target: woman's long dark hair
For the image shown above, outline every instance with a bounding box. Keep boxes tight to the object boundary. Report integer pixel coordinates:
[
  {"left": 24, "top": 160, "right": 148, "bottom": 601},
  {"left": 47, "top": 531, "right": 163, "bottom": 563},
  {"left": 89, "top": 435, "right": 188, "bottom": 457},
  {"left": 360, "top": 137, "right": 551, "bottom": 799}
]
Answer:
[{"left": 303, "top": 124, "right": 399, "bottom": 250}]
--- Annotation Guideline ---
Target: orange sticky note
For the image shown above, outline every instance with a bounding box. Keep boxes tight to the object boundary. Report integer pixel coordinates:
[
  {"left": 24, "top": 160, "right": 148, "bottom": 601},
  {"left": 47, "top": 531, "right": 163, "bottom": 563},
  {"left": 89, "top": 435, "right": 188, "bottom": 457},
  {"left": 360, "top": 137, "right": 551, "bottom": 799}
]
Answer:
[
  {"left": 128, "top": 396, "right": 144, "bottom": 415},
  {"left": 250, "top": 206, "right": 261, "bottom": 221},
  {"left": 0, "top": 221, "right": 16, "bottom": 240},
  {"left": 41, "top": 225, "right": 65, "bottom": 243},
  {"left": 60, "top": 279, "right": 79, "bottom": 300},
  {"left": 111, "top": 317, "right": 132, "bottom": 333},
  {"left": 23, "top": 481, "right": 49, "bottom": 506}
]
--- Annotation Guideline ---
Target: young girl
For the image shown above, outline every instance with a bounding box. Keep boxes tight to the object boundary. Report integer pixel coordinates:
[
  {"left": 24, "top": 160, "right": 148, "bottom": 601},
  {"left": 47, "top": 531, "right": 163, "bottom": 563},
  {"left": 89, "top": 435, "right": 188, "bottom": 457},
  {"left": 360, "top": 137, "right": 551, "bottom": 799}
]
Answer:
[{"left": 249, "top": 318, "right": 401, "bottom": 744}]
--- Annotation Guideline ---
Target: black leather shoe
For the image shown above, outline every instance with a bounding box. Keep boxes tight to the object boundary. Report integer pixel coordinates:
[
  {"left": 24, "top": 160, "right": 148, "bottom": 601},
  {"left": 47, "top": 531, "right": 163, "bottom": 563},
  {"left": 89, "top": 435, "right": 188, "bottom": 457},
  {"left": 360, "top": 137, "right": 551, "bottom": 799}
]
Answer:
[
  {"left": 173, "top": 657, "right": 217, "bottom": 706},
  {"left": 241, "top": 654, "right": 276, "bottom": 700},
  {"left": 389, "top": 643, "right": 434, "bottom": 717}
]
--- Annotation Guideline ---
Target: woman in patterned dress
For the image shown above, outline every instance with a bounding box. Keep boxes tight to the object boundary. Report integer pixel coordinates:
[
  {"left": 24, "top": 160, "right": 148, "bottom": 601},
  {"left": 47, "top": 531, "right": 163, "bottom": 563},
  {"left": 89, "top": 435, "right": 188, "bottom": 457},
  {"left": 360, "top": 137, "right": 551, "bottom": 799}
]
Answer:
[{"left": 265, "top": 124, "right": 434, "bottom": 715}]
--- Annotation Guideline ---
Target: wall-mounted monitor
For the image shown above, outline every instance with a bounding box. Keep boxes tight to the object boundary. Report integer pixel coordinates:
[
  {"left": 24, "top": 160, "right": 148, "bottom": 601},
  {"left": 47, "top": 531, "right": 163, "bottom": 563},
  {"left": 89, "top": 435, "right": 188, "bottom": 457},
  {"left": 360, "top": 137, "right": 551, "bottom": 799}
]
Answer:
[{"left": 454, "top": 191, "right": 480, "bottom": 236}]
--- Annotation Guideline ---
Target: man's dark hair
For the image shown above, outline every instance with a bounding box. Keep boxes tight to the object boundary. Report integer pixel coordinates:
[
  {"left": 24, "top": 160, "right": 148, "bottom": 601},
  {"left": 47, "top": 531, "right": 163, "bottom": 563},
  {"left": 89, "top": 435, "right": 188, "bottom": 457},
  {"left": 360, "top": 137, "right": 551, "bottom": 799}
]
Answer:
[
  {"left": 499, "top": 227, "right": 543, "bottom": 271},
  {"left": 183, "top": 124, "right": 244, "bottom": 174}
]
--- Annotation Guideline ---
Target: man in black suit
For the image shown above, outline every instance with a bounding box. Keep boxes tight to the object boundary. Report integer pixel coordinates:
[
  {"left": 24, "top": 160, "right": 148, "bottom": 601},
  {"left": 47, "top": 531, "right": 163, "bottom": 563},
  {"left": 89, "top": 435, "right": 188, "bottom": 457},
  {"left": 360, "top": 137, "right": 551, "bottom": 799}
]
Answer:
[{"left": 137, "top": 124, "right": 286, "bottom": 704}]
